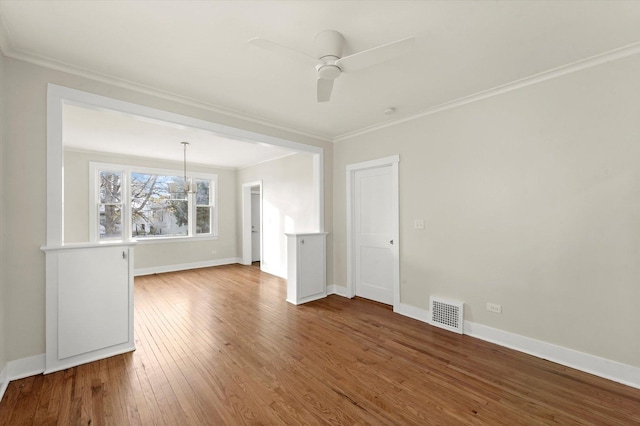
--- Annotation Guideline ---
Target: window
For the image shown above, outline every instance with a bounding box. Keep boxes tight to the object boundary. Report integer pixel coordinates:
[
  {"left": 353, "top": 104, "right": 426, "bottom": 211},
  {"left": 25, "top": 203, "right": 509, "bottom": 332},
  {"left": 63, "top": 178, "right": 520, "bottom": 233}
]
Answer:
[
  {"left": 195, "top": 179, "right": 213, "bottom": 234},
  {"left": 99, "top": 171, "right": 123, "bottom": 239},
  {"left": 90, "top": 162, "right": 217, "bottom": 241}
]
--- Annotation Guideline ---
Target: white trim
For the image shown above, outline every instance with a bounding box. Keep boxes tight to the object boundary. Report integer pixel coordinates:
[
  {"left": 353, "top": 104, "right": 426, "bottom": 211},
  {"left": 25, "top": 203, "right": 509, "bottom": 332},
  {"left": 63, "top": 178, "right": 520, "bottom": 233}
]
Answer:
[
  {"left": 45, "top": 346, "right": 136, "bottom": 375},
  {"left": 327, "top": 285, "right": 350, "bottom": 298},
  {"left": 134, "top": 257, "right": 241, "bottom": 276},
  {"left": 346, "top": 155, "right": 400, "bottom": 309},
  {"left": 288, "top": 293, "right": 326, "bottom": 306},
  {"left": 396, "top": 302, "right": 431, "bottom": 323},
  {"left": 333, "top": 41, "right": 640, "bottom": 142},
  {"left": 395, "top": 303, "right": 640, "bottom": 390},
  {"left": 65, "top": 147, "right": 239, "bottom": 171},
  {"left": 41, "top": 240, "right": 137, "bottom": 252},
  {"left": 133, "top": 235, "right": 219, "bottom": 245},
  {"left": 47, "top": 85, "right": 64, "bottom": 246},
  {"left": 237, "top": 152, "right": 298, "bottom": 171},
  {"left": 6, "top": 354, "right": 46, "bottom": 381},
  {"left": 241, "top": 181, "right": 262, "bottom": 266},
  {"left": 345, "top": 155, "right": 400, "bottom": 172},
  {"left": 313, "top": 154, "right": 324, "bottom": 232}
]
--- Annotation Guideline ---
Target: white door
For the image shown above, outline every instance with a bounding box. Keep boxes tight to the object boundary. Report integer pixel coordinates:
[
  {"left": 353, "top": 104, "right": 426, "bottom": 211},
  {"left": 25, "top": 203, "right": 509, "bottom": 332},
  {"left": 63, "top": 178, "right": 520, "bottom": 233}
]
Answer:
[
  {"left": 251, "top": 193, "right": 261, "bottom": 262},
  {"left": 354, "top": 165, "right": 395, "bottom": 305}
]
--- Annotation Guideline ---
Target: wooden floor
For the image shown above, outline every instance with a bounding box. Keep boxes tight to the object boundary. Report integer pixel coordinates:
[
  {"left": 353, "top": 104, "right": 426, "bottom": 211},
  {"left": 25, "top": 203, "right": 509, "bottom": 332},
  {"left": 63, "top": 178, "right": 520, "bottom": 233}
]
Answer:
[{"left": 1, "top": 264, "right": 639, "bottom": 425}]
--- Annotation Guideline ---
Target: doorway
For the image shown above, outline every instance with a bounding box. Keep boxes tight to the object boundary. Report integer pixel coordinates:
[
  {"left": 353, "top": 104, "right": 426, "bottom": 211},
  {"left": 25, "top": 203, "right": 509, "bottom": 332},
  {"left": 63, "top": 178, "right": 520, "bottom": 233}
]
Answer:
[
  {"left": 346, "top": 156, "right": 400, "bottom": 309},
  {"left": 251, "top": 187, "right": 261, "bottom": 263},
  {"left": 241, "top": 180, "right": 262, "bottom": 266}
]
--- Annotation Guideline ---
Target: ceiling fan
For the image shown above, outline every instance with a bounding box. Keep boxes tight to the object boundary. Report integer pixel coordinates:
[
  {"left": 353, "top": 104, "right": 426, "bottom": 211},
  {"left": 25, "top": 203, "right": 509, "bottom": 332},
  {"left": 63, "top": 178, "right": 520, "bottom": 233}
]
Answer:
[{"left": 249, "top": 30, "right": 415, "bottom": 102}]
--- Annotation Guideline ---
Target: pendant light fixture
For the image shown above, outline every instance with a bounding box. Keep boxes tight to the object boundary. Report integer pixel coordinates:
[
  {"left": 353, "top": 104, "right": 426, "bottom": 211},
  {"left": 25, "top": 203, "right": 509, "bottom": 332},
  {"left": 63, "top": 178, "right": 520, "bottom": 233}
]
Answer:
[{"left": 181, "top": 141, "right": 194, "bottom": 194}]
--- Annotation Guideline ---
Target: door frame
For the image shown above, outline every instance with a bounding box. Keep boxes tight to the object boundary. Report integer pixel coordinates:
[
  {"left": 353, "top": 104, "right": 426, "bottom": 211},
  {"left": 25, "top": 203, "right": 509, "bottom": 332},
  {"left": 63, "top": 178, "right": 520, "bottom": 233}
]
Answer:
[
  {"left": 346, "top": 155, "right": 400, "bottom": 311},
  {"left": 241, "top": 180, "right": 262, "bottom": 265}
]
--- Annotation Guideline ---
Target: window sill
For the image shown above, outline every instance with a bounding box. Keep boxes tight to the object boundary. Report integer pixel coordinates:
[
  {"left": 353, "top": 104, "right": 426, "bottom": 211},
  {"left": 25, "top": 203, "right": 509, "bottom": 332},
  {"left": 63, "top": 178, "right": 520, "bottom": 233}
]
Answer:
[{"left": 131, "top": 234, "right": 219, "bottom": 245}]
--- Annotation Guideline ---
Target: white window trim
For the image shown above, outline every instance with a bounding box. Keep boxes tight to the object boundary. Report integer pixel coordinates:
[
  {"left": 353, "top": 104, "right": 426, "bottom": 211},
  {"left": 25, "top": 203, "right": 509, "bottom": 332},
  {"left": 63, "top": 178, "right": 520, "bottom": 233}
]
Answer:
[{"left": 90, "top": 161, "right": 218, "bottom": 243}]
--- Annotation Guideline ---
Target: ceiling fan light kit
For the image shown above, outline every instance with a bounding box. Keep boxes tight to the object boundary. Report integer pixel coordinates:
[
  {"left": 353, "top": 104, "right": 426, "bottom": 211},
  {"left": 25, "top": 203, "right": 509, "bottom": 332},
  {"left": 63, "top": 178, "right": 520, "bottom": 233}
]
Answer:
[{"left": 249, "top": 30, "right": 415, "bottom": 102}]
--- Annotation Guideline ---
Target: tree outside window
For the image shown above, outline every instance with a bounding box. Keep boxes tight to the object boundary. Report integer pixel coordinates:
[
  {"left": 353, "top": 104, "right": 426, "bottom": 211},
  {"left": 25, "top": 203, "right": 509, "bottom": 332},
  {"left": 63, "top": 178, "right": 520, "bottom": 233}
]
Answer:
[
  {"left": 99, "top": 171, "right": 122, "bottom": 238},
  {"left": 196, "top": 179, "right": 213, "bottom": 234},
  {"left": 130, "top": 172, "right": 188, "bottom": 238}
]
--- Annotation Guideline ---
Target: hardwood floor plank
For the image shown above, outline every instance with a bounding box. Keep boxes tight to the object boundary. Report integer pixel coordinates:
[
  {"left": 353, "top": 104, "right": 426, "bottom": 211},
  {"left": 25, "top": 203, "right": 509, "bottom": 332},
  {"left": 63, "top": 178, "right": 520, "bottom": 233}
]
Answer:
[
  {"left": 2, "top": 264, "right": 639, "bottom": 425},
  {"left": 0, "top": 375, "right": 22, "bottom": 425}
]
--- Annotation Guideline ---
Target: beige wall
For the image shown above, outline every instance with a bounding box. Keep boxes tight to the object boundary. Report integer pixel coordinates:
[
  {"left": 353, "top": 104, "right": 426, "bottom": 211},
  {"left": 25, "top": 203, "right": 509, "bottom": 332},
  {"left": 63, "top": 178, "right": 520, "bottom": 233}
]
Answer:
[
  {"left": 237, "top": 153, "right": 316, "bottom": 278},
  {"left": 64, "top": 149, "right": 238, "bottom": 269},
  {"left": 333, "top": 54, "right": 640, "bottom": 367},
  {"left": 3, "top": 57, "right": 331, "bottom": 361}
]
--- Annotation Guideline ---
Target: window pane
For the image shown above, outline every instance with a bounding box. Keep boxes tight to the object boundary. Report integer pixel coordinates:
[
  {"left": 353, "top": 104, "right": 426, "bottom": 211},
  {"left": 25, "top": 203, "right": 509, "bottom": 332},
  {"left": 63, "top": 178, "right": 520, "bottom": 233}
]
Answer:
[
  {"left": 99, "top": 204, "right": 122, "bottom": 239},
  {"left": 196, "top": 179, "right": 209, "bottom": 205},
  {"left": 131, "top": 172, "right": 189, "bottom": 238},
  {"left": 196, "top": 206, "right": 211, "bottom": 234},
  {"left": 132, "top": 200, "right": 188, "bottom": 237},
  {"left": 100, "top": 171, "right": 121, "bottom": 203},
  {"left": 131, "top": 173, "right": 187, "bottom": 203}
]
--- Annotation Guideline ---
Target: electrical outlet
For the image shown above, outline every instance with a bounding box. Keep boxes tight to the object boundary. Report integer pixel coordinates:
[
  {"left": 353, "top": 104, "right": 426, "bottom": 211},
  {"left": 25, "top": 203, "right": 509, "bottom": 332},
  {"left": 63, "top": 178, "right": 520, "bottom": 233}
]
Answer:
[
  {"left": 211, "top": 250, "right": 217, "bottom": 255},
  {"left": 414, "top": 219, "right": 425, "bottom": 229},
  {"left": 486, "top": 303, "right": 502, "bottom": 314}
]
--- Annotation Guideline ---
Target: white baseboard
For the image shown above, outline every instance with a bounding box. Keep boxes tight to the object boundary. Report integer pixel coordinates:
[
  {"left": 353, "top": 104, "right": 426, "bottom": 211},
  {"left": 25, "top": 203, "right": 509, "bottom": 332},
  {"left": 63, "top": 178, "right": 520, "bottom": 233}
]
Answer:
[
  {"left": 395, "top": 303, "right": 640, "bottom": 390},
  {"left": 463, "top": 321, "right": 640, "bottom": 390},
  {"left": 396, "top": 302, "right": 430, "bottom": 323},
  {"left": 134, "top": 257, "right": 241, "bottom": 276},
  {"left": 327, "top": 284, "right": 349, "bottom": 298},
  {"left": 0, "top": 353, "right": 46, "bottom": 401},
  {"left": 7, "top": 354, "right": 45, "bottom": 381},
  {"left": 44, "top": 345, "right": 135, "bottom": 375}
]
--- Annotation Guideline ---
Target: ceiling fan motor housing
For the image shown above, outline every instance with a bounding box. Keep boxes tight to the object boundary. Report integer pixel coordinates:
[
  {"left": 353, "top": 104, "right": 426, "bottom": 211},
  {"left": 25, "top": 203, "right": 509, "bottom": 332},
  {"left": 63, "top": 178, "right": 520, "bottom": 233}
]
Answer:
[
  {"left": 315, "top": 30, "right": 345, "bottom": 80},
  {"left": 315, "top": 30, "right": 344, "bottom": 60},
  {"left": 317, "top": 63, "right": 341, "bottom": 79}
]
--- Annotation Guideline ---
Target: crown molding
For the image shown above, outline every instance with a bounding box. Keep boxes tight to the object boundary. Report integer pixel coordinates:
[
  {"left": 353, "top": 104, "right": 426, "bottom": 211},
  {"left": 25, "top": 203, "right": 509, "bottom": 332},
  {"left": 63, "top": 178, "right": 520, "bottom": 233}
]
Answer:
[
  {"left": 63, "top": 147, "right": 239, "bottom": 171},
  {"left": 0, "top": 21, "right": 332, "bottom": 144},
  {"left": 334, "top": 41, "right": 640, "bottom": 143},
  {"left": 2, "top": 14, "right": 639, "bottom": 145}
]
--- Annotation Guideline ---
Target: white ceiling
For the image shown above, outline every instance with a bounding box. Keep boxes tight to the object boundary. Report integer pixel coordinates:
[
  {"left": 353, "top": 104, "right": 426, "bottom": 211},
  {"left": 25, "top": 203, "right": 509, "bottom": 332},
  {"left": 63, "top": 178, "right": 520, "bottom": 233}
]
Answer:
[
  {"left": 2, "top": 1, "right": 640, "bottom": 142},
  {"left": 63, "top": 104, "right": 297, "bottom": 169}
]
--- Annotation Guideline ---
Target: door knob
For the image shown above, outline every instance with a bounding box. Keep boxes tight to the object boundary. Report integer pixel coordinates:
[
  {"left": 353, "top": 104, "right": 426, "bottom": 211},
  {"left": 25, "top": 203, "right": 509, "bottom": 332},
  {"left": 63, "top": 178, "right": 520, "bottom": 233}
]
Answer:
[{"left": 390, "top": 239, "right": 394, "bottom": 245}]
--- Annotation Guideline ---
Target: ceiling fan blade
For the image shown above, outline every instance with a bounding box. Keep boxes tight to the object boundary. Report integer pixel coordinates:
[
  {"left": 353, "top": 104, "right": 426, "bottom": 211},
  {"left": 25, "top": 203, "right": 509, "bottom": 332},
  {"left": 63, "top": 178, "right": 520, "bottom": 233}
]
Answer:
[
  {"left": 248, "top": 37, "right": 320, "bottom": 67},
  {"left": 336, "top": 36, "right": 415, "bottom": 72},
  {"left": 317, "top": 78, "right": 334, "bottom": 102}
]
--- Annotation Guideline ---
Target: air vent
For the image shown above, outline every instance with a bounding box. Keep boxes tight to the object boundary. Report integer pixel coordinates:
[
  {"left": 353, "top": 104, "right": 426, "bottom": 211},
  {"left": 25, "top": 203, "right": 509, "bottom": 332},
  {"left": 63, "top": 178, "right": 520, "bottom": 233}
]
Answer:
[{"left": 429, "top": 296, "right": 464, "bottom": 334}]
